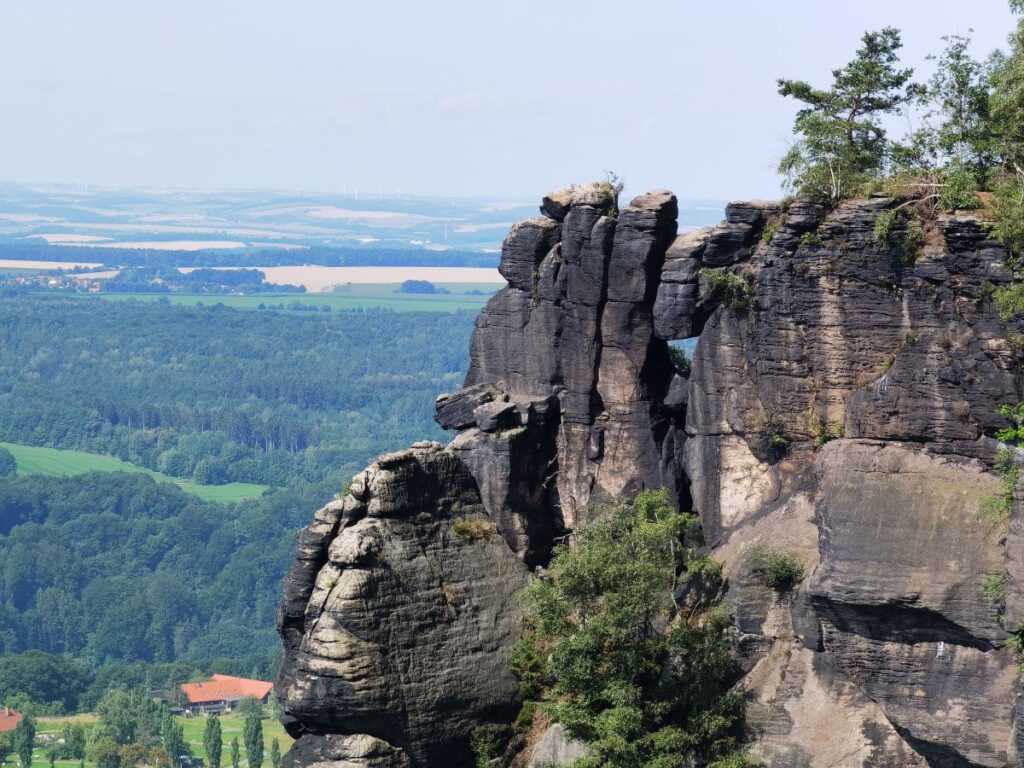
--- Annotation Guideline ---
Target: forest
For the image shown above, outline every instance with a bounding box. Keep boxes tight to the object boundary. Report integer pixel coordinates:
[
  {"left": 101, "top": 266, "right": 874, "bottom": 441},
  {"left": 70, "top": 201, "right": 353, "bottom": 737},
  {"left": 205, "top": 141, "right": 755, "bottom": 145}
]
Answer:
[
  {"left": 0, "top": 296, "right": 475, "bottom": 695},
  {"left": 97, "top": 268, "right": 305, "bottom": 295},
  {"left": 0, "top": 296, "right": 472, "bottom": 487}
]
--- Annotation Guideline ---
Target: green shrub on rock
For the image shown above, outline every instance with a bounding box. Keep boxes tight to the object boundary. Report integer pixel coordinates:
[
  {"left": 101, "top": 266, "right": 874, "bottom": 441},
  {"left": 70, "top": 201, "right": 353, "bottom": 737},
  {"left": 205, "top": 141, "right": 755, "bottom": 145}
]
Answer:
[
  {"left": 747, "top": 549, "right": 806, "bottom": 591},
  {"left": 700, "top": 268, "right": 754, "bottom": 309},
  {"left": 513, "top": 490, "right": 745, "bottom": 768}
]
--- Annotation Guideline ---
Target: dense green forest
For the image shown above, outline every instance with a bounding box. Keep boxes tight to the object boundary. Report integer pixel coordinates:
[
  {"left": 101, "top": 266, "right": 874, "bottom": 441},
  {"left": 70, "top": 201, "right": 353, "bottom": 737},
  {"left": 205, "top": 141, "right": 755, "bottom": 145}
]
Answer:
[
  {"left": 0, "top": 296, "right": 471, "bottom": 487},
  {"left": 98, "top": 268, "right": 305, "bottom": 295},
  {"left": 0, "top": 472, "right": 308, "bottom": 664},
  {"left": 0, "top": 296, "right": 475, "bottom": 672}
]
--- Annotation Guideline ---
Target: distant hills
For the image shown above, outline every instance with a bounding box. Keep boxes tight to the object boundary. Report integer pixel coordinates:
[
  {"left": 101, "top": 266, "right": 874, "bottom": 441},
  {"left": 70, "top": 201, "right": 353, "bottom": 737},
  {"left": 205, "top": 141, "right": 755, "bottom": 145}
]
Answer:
[{"left": 0, "top": 182, "right": 727, "bottom": 268}]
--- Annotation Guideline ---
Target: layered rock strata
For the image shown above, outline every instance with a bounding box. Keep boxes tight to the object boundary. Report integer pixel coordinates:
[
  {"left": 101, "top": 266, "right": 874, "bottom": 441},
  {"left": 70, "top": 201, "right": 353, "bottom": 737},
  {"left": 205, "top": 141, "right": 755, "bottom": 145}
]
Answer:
[
  {"left": 277, "top": 443, "right": 527, "bottom": 768},
  {"left": 278, "top": 186, "right": 1024, "bottom": 767}
]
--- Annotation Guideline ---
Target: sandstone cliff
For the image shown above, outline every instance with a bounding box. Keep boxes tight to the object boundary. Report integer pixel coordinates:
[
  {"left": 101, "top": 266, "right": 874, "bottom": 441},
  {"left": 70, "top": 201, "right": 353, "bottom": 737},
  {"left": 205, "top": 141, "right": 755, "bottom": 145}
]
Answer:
[{"left": 277, "top": 184, "right": 1024, "bottom": 767}]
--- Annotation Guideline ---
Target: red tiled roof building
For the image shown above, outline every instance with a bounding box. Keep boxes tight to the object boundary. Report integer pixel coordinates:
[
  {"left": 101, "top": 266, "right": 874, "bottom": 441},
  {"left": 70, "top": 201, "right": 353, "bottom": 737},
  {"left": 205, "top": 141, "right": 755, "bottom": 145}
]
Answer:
[
  {"left": 0, "top": 707, "right": 21, "bottom": 734},
  {"left": 179, "top": 674, "right": 273, "bottom": 714}
]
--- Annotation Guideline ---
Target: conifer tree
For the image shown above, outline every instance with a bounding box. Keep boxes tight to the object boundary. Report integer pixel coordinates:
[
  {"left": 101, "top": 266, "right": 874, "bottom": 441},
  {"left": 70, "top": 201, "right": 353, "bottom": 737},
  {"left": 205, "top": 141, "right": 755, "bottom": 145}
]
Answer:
[
  {"left": 778, "top": 28, "right": 920, "bottom": 200},
  {"left": 203, "top": 716, "right": 222, "bottom": 768},
  {"left": 242, "top": 713, "right": 263, "bottom": 768},
  {"left": 13, "top": 716, "right": 35, "bottom": 768}
]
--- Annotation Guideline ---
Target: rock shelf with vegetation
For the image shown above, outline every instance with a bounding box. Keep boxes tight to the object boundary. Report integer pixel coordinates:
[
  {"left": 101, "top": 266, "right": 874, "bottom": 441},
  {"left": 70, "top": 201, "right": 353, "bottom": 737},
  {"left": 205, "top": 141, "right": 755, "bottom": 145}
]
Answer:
[{"left": 275, "top": 6, "right": 1024, "bottom": 767}]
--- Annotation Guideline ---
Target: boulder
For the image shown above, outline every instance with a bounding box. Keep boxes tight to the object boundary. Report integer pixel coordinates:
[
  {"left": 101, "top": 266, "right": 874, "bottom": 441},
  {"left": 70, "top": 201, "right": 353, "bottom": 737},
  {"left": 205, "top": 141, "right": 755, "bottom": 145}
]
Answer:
[
  {"left": 276, "top": 444, "right": 528, "bottom": 768},
  {"left": 434, "top": 383, "right": 506, "bottom": 431}
]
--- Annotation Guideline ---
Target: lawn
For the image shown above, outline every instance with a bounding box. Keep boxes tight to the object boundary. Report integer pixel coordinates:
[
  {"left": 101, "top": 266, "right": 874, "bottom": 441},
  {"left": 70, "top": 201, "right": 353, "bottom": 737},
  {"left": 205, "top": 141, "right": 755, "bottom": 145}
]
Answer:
[
  {"left": 29, "top": 712, "right": 292, "bottom": 768},
  {"left": 0, "top": 442, "right": 268, "bottom": 504},
  {"left": 79, "top": 284, "right": 496, "bottom": 313},
  {"left": 178, "top": 710, "right": 292, "bottom": 765}
]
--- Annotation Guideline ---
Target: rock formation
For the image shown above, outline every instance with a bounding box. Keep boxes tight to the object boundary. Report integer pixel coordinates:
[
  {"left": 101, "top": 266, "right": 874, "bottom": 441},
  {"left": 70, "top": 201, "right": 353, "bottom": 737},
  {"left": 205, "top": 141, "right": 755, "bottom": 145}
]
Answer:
[{"left": 278, "top": 184, "right": 1024, "bottom": 767}]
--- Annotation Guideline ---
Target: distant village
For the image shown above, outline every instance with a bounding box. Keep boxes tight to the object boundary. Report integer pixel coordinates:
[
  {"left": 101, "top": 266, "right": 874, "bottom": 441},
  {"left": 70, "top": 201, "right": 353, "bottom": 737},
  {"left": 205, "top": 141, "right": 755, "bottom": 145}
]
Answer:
[
  {"left": 1, "top": 272, "right": 105, "bottom": 293},
  {"left": 0, "top": 267, "right": 303, "bottom": 296}
]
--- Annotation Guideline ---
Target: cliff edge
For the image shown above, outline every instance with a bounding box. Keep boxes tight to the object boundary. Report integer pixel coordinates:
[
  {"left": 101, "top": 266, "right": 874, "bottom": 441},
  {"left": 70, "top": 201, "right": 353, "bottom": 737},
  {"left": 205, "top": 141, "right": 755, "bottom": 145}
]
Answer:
[{"left": 277, "top": 184, "right": 1024, "bottom": 767}]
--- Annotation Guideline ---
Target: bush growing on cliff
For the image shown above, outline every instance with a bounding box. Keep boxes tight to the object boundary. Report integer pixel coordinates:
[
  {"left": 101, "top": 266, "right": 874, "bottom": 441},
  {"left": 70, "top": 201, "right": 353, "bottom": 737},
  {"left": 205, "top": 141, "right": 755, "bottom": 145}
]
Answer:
[
  {"left": 700, "top": 268, "right": 753, "bottom": 308},
  {"left": 747, "top": 550, "right": 806, "bottom": 591},
  {"left": 996, "top": 403, "right": 1024, "bottom": 444},
  {"left": 994, "top": 282, "right": 1024, "bottom": 321},
  {"left": 980, "top": 447, "right": 1019, "bottom": 521},
  {"left": 514, "top": 490, "right": 744, "bottom": 767},
  {"left": 809, "top": 414, "right": 843, "bottom": 449}
]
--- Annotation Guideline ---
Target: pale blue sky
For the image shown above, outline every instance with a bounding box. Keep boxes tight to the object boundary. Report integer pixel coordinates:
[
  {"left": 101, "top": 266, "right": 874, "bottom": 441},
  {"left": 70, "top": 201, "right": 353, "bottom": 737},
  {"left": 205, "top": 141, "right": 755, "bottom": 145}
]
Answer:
[{"left": 0, "top": 2, "right": 1016, "bottom": 201}]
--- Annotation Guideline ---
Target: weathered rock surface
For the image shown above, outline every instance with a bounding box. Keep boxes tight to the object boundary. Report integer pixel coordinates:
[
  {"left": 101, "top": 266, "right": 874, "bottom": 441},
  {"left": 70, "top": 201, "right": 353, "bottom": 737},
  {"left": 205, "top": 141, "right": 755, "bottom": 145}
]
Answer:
[
  {"left": 526, "top": 723, "right": 589, "bottom": 768},
  {"left": 277, "top": 443, "right": 528, "bottom": 768},
  {"left": 676, "top": 197, "right": 1021, "bottom": 767},
  {"left": 461, "top": 186, "right": 681, "bottom": 528},
  {"left": 279, "top": 190, "right": 1024, "bottom": 767}
]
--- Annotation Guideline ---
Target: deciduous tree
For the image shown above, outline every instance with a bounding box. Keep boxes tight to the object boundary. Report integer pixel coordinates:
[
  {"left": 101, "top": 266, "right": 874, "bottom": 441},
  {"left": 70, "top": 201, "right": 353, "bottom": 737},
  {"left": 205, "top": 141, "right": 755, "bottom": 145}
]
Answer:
[{"left": 12, "top": 715, "right": 34, "bottom": 768}]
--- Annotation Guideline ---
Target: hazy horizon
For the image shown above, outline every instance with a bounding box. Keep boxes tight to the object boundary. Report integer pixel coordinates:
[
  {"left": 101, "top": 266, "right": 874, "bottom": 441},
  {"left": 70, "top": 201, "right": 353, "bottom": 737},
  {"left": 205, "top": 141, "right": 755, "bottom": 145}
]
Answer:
[{"left": 0, "top": 1, "right": 1017, "bottom": 201}]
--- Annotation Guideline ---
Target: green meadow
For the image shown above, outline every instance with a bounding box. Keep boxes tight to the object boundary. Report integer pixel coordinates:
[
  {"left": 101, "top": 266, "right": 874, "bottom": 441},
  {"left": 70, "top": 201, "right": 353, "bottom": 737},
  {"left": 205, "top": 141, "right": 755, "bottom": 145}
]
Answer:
[
  {"left": 30, "top": 712, "right": 292, "bottom": 768},
  {"left": 0, "top": 443, "right": 268, "bottom": 504}
]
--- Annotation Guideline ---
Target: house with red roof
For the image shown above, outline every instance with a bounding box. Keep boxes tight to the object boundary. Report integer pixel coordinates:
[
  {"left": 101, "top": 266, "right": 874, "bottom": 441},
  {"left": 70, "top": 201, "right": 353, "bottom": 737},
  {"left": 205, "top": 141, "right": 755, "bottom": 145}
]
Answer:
[
  {"left": 179, "top": 674, "right": 274, "bottom": 714},
  {"left": 0, "top": 707, "right": 21, "bottom": 733}
]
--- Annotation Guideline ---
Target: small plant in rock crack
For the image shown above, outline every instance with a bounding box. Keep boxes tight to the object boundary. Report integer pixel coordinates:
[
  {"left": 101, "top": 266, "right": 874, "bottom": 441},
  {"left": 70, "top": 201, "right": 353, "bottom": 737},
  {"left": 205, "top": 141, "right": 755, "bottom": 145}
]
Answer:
[
  {"left": 1007, "top": 625, "right": 1024, "bottom": 674},
  {"left": 809, "top": 414, "right": 843, "bottom": 449},
  {"left": 754, "top": 418, "right": 790, "bottom": 449},
  {"left": 761, "top": 215, "right": 784, "bottom": 244},
  {"left": 700, "top": 267, "right": 754, "bottom": 308},
  {"left": 452, "top": 519, "right": 495, "bottom": 542},
  {"left": 747, "top": 549, "right": 806, "bottom": 591},
  {"left": 981, "top": 572, "right": 1007, "bottom": 603}
]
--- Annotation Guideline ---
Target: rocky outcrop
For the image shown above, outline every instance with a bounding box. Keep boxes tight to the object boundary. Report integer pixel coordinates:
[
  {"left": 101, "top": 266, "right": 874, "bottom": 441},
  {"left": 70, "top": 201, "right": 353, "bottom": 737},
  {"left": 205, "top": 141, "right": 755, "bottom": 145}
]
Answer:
[
  {"left": 462, "top": 183, "right": 681, "bottom": 531},
  {"left": 278, "top": 187, "right": 1024, "bottom": 767},
  {"left": 277, "top": 443, "right": 527, "bottom": 768},
  {"left": 678, "top": 197, "right": 1021, "bottom": 767}
]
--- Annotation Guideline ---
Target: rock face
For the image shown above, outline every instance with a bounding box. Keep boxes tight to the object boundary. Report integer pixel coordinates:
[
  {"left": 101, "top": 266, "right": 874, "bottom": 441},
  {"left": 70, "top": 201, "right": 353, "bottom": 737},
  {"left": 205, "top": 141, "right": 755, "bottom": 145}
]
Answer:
[
  {"left": 278, "top": 188, "right": 1024, "bottom": 767},
  {"left": 677, "top": 197, "right": 1020, "bottom": 767},
  {"left": 277, "top": 443, "right": 527, "bottom": 768},
  {"left": 463, "top": 183, "right": 681, "bottom": 531}
]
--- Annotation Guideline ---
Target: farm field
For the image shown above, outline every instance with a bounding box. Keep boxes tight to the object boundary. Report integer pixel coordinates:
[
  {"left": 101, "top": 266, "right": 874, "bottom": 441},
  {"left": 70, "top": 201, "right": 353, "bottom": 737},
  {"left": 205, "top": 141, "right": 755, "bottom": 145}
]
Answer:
[
  {"left": 180, "top": 266, "right": 503, "bottom": 292},
  {"left": 0, "top": 442, "right": 268, "bottom": 503},
  {"left": 30, "top": 712, "right": 292, "bottom": 768},
  {"left": 78, "top": 284, "right": 497, "bottom": 313}
]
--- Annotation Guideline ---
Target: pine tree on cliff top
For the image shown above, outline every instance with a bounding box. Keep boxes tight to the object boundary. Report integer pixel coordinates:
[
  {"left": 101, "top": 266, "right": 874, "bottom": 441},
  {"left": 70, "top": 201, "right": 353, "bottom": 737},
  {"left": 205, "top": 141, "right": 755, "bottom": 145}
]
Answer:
[{"left": 778, "top": 27, "right": 920, "bottom": 201}]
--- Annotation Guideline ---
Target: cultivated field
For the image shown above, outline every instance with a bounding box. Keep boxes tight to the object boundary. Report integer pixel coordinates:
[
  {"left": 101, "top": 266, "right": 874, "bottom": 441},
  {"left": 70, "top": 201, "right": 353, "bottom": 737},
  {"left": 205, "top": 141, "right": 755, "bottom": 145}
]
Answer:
[
  {"left": 30, "top": 712, "right": 292, "bottom": 768},
  {"left": 0, "top": 259, "right": 103, "bottom": 270},
  {"left": 179, "top": 266, "right": 504, "bottom": 292},
  {"left": 0, "top": 442, "right": 268, "bottom": 503}
]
